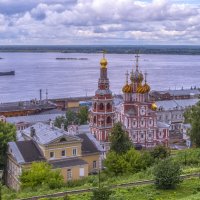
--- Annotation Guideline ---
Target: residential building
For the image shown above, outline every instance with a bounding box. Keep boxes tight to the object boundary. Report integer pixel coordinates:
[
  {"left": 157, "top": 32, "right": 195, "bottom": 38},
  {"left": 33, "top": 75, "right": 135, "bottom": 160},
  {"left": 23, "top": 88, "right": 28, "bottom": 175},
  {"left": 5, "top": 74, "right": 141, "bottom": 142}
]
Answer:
[
  {"left": 6, "top": 122, "right": 102, "bottom": 191},
  {"left": 156, "top": 99, "right": 199, "bottom": 131}
]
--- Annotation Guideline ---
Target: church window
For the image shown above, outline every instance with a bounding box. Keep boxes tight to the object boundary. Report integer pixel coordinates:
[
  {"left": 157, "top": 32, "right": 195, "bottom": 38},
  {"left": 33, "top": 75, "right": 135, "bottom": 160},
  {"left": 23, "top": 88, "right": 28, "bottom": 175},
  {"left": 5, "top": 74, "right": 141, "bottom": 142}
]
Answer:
[
  {"left": 99, "top": 103, "right": 104, "bottom": 110},
  {"left": 107, "top": 116, "right": 112, "bottom": 124},
  {"left": 93, "top": 116, "right": 96, "bottom": 123},
  {"left": 94, "top": 102, "right": 97, "bottom": 109},
  {"left": 107, "top": 103, "right": 111, "bottom": 110}
]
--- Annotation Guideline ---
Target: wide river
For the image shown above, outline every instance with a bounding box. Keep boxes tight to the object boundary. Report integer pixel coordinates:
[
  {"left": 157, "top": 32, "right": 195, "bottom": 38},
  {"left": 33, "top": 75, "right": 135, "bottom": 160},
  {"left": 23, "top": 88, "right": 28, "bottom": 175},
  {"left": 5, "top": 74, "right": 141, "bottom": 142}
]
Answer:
[{"left": 0, "top": 53, "right": 200, "bottom": 103}]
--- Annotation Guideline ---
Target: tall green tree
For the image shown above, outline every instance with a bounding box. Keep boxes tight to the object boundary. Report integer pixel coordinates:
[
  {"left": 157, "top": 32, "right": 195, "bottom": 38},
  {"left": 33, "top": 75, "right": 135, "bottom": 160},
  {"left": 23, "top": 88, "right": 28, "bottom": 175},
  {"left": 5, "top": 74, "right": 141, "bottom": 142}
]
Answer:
[
  {"left": 104, "top": 151, "right": 129, "bottom": 176},
  {"left": 66, "top": 109, "right": 78, "bottom": 125},
  {"left": 78, "top": 106, "right": 89, "bottom": 125},
  {"left": 109, "top": 122, "right": 132, "bottom": 154},
  {"left": 0, "top": 122, "right": 16, "bottom": 169},
  {"left": 20, "top": 162, "right": 63, "bottom": 189},
  {"left": 54, "top": 116, "right": 68, "bottom": 130},
  {"left": 184, "top": 102, "right": 200, "bottom": 147}
]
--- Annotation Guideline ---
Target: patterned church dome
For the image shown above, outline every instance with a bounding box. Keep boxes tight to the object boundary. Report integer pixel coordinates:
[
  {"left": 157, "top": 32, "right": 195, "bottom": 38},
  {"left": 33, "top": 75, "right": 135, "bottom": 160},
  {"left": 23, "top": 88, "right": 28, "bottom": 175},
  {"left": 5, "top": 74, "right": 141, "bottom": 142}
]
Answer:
[{"left": 122, "top": 84, "right": 132, "bottom": 93}]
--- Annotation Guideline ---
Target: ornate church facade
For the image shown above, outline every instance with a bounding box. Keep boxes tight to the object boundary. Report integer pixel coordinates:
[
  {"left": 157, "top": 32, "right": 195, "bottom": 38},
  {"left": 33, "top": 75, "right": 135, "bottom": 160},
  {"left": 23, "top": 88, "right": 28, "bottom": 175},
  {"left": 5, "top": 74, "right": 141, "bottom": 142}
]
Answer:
[
  {"left": 89, "top": 54, "right": 115, "bottom": 150},
  {"left": 115, "top": 55, "right": 169, "bottom": 148},
  {"left": 90, "top": 54, "right": 169, "bottom": 149}
]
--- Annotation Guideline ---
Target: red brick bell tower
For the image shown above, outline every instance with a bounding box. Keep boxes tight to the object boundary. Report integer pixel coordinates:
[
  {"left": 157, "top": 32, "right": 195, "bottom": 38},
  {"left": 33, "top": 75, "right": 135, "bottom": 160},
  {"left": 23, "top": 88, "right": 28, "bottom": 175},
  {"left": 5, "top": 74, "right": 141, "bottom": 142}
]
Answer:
[{"left": 90, "top": 54, "right": 114, "bottom": 148}]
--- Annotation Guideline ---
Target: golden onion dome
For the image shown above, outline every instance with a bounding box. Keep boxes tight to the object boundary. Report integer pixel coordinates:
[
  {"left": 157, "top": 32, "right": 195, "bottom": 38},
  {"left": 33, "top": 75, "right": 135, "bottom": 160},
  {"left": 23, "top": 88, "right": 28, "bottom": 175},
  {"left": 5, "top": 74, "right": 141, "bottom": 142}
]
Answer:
[
  {"left": 151, "top": 102, "right": 157, "bottom": 111},
  {"left": 100, "top": 58, "right": 108, "bottom": 68},
  {"left": 122, "top": 84, "right": 132, "bottom": 93},
  {"left": 136, "top": 83, "right": 144, "bottom": 93},
  {"left": 143, "top": 83, "right": 151, "bottom": 93}
]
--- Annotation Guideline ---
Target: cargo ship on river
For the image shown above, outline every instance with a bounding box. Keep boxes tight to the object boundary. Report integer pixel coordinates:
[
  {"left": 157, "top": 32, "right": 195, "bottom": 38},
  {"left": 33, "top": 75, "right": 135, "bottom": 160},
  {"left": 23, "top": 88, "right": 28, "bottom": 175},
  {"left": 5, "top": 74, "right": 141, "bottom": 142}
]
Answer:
[{"left": 0, "top": 71, "right": 15, "bottom": 76}]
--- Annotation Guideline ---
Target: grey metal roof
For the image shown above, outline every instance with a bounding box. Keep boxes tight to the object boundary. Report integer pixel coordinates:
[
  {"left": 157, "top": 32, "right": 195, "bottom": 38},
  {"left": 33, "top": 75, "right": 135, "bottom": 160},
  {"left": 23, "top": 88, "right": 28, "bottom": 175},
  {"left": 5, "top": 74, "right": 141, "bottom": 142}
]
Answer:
[
  {"left": 6, "top": 113, "right": 64, "bottom": 124},
  {"left": 157, "top": 121, "right": 170, "bottom": 128},
  {"left": 156, "top": 99, "right": 199, "bottom": 110},
  {"left": 95, "top": 89, "right": 112, "bottom": 95},
  {"left": 8, "top": 141, "right": 45, "bottom": 164},
  {"left": 78, "top": 133, "right": 103, "bottom": 154},
  {"left": 8, "top": 142, "right": 25, "bottom": 164},
  {"left": 78, "top": 125, "right": 90, "bottom": 134},
  {"left": 22, "top": 122, "right": 82, "bottom": 145},
  {"left": 183, "top": 123, "right": 191, "bottom": 129},
  {"left": 50, "top": 158, "right": 88, "bottom": 168}
]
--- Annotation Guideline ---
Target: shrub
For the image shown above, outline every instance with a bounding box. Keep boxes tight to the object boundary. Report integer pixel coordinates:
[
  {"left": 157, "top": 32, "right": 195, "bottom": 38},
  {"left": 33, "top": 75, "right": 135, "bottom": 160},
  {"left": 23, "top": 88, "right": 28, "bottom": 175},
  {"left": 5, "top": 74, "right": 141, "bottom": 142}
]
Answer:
[
  {"left": 154, "top": 158, "right": 182, "bottom": 189},
  {"left": 151, "top": 145, "right": 170, "bottom": 160},
  {"left": 91, "top": 187, "right": 112, "bottom": 200},
  {"left": 20, "top": 162, "right": 64, "bottom": 189}
]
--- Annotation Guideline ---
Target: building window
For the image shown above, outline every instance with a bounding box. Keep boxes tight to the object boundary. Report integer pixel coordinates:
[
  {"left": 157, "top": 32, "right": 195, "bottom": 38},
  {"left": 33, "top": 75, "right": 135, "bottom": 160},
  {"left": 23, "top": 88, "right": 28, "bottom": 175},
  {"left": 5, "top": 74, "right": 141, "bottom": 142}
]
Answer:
[
  {"left": 93, "top": 116, "right": 96, "bottom": 123},
  {"left": 61, "top": 150, "right": 66, "bottom": 157},
  {"left": 107, "top": 103, "right": 111, "bottom": 110},
  {"left": 106, "top": 116, "right": 112, "bottom": 124},
  {"left": 50, "top": 152, "right": 54, "bottom": 158},
  {"left": 93, "top": 161, "right": 97, "bottom": 169},
  {"left": 99, "top": 103, "right": 104, "bottom": 110},
  {"left": 141, "top": 134, "right": 144, "bottom": 139},
  {"left": 67, "top": 169, "right": 72, "bottom": 180},
  {"left": 72, "top": 148, "right": 77, "bottom": 156}
]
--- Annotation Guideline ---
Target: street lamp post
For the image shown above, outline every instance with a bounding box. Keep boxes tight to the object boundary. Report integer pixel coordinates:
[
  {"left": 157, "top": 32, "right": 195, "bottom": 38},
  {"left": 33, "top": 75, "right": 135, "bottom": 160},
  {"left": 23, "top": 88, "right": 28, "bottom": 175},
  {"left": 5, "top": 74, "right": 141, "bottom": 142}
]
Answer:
[
  {"left": 0, "top": 170, "right": 3, "bottom": 200},
  {"left": 98, "top": 169, "right": 101, "bottom": 188}
]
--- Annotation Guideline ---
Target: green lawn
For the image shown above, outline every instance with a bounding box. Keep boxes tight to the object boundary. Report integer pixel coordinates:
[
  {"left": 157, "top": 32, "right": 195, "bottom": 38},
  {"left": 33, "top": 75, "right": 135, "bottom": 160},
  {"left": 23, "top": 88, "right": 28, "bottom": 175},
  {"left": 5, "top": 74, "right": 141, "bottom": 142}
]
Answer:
[{"left": 36, "top": 178, "right": 200, "bottom": 200}]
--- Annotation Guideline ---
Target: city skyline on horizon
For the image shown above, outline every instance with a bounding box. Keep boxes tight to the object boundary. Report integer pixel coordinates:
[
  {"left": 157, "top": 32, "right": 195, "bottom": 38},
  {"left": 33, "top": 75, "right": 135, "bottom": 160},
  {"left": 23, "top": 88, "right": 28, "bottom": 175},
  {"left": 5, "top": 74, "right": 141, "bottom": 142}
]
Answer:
[{"left": 0, "top": 0, "right": 200, "bottom": 45}]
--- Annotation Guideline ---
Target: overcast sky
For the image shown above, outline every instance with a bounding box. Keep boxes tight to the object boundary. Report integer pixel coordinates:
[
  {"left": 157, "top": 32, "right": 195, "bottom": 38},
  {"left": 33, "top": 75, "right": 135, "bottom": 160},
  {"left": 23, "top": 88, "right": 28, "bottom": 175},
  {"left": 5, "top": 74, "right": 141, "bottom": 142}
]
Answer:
[{"left": 0, "top": 0, "right": 200, "bottom": 45}]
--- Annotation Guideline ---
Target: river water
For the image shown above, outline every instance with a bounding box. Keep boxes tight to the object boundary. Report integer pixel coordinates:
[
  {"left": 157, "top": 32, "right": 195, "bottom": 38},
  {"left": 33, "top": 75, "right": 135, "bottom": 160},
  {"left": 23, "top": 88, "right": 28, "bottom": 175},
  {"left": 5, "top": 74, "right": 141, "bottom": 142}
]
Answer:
[{"left": 0, "top": 53, "right": 199, "bottom": 103}]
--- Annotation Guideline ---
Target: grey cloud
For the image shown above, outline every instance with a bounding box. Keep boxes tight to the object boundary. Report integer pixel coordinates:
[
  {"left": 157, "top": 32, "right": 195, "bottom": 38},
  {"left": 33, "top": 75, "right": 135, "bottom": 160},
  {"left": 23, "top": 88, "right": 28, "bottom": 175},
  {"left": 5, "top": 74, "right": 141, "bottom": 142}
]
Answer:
[{"left": 1, "top": 0, "right": 200, "bottom": 45}]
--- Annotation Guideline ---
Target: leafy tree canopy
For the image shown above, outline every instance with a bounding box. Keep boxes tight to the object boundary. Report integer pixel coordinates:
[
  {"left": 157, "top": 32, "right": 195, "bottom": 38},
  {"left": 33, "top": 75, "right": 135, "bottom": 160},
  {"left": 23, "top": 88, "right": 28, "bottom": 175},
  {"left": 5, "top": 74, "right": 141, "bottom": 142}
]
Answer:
[
  {"left": 104, "top": 149, "right": 153, "bottom": 176},
  {"left": 154, "top": 158, "right": 182, "bottom": 189},
  {"left": 0, "top": 121, "right": 16, "bottom": 169},
  {"left": 109, "top": 122, "right": 132, "bottom": 154},
  {"left": 20, "top": 162, "right": 64, "bottom": 189},
  {"left": 150, "top": 145, "right": 170, "bottom": 160},
  {"left": 184, "top": 102, "right": 200, "bottom": 147},
  {"left": 91, "top": 187, "right": 112, "bottom": 200},
  {"left": 54, "top": 107, "right": 89, "bottom": 130}
]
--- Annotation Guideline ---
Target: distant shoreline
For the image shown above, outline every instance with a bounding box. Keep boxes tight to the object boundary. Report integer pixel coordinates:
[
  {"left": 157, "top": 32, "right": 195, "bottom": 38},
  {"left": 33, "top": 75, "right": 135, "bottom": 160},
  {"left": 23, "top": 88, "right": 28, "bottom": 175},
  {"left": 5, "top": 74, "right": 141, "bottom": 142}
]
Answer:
[{"left": 0, "top": 45, "right": 200, "bottom": 55}]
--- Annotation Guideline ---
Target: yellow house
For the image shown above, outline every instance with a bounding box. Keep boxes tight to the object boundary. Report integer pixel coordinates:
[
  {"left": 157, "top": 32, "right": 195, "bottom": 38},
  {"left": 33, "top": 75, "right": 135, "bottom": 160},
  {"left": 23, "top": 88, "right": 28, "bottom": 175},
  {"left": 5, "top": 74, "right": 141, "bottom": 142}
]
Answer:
[{"left": 6, "top": 122, "right": 102, "bottom": 191}]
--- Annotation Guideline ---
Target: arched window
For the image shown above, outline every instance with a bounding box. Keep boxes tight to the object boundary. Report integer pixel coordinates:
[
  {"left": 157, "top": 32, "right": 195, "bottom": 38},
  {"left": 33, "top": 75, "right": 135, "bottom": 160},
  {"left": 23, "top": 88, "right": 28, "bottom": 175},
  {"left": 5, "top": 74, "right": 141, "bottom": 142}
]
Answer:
[
  {"left": 94, "top": 102, "right": 97, "bottom": 110},
  {"left": 99, "top": 103, "right": 104, "bottom": 110},
  {"left": 107, "top": 103, "right": 111, "bottom": 110},
  {"left": 107, "top": 116, "right": 112, "bottom": 124},
  {"left": 93, "top": 116, "right": 96, "bottom": 123}
]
